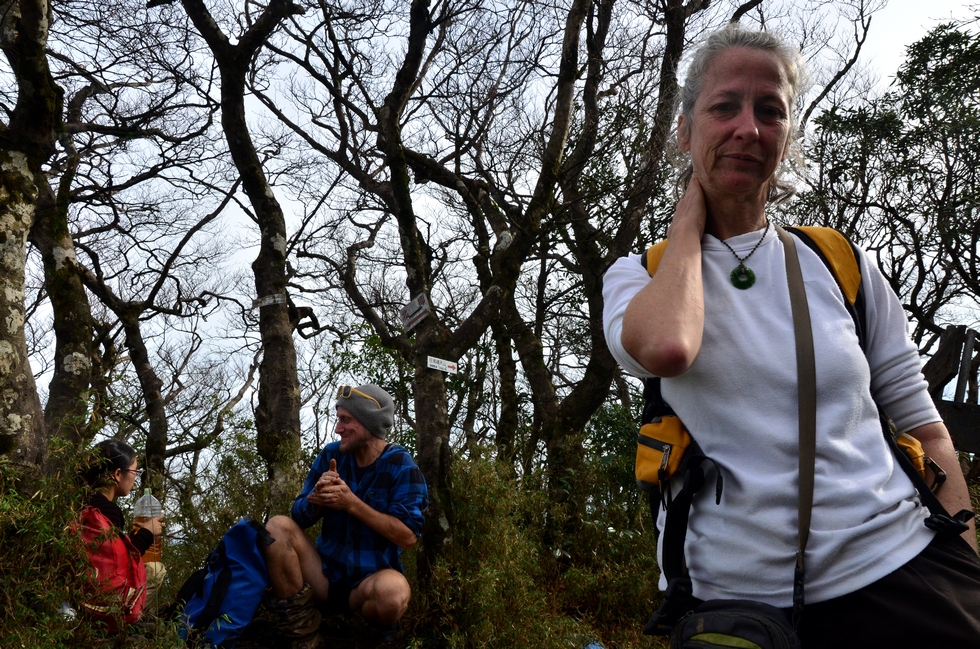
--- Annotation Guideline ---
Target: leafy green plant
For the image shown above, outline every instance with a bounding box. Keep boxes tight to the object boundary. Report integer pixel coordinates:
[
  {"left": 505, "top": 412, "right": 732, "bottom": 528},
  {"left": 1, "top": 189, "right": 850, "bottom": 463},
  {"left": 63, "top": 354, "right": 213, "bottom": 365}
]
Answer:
[
  {"left": 409, "top": 456, "right": 663, "bottom": 648},
  {"left": 0, "top": 447, "right": 184, "bottom": 648},
  {"left": 412, "top": 458, "right": 586, "bottom": 648}
]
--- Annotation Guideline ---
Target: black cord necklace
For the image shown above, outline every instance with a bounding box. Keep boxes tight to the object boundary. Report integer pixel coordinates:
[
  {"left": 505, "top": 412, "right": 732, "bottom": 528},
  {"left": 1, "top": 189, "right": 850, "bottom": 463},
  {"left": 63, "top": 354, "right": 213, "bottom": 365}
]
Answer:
[{"left": 720, "top": 220, "right": 770, "bottom": 289}]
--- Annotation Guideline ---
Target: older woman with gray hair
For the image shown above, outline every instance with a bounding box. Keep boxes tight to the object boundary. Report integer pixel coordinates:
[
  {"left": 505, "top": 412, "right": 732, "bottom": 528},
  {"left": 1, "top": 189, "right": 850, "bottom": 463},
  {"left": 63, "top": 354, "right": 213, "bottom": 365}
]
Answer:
[{"left": 603, "top": 23, "right": 980, "bottom": 646}]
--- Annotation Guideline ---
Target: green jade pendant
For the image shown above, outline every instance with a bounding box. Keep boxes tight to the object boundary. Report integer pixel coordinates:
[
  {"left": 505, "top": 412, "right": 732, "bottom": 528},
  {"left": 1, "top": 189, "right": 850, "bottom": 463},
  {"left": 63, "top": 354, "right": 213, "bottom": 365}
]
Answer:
[{"left": 730, "top": 264, "right": 756, "bottom": 289}]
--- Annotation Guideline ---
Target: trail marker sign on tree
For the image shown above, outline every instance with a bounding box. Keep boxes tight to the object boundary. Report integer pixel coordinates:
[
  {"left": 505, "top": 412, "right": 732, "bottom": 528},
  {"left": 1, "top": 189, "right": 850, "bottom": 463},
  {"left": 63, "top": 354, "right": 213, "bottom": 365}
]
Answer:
[
  {"left": 427, "top": 357, "right": 457, "bottom": 374},
  {"left": 400, "top": 293, "right": 431, "bottom": 332}
]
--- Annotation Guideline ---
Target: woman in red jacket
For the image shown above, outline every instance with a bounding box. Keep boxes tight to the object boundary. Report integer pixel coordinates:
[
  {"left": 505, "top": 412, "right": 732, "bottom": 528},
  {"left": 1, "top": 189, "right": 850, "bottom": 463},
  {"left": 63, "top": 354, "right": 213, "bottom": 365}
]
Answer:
[
  {"left": 78, "top": 440, "right": 162, "bottom": 629},
  {"left": 82, "top": 440, "right": 162, "bottom": 548}
]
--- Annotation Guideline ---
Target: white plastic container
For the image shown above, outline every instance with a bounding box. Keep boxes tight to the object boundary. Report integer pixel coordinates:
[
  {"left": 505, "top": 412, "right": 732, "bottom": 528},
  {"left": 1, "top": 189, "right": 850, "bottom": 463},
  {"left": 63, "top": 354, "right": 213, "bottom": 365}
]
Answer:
[{"left": 133, "top": 489, "right": 163, "bottom": 562}]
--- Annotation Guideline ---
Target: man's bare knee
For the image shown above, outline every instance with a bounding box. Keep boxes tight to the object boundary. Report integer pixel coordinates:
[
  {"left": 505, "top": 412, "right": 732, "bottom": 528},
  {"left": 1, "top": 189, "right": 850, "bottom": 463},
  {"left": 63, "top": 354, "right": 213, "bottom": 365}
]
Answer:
[
  {"left": 262, "top": 515, "right": 326, "bottom": 599},
  {"left": 265, "top": 515, "right": 301, "bottom": 542},
  {"left": 352, "top": 570, "right": 411, "bottom": 625},
  {"left": 263, "top": 517, "right": 299, "bottom": 562}
]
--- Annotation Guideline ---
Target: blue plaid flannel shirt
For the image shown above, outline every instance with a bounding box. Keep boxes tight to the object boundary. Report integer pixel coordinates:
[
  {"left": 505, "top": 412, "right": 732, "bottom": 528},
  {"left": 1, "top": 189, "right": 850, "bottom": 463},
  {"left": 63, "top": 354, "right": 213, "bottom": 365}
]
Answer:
[{"left": 291, "top": 441, "right": 428, "bottom": 585}]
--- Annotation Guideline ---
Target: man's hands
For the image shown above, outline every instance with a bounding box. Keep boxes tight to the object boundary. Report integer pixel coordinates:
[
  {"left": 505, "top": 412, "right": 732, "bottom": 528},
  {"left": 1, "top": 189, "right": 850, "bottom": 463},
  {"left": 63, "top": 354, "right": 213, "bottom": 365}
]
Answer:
[
  {"left": 308, "top": 458, "right": 358, "bottom": 512},
  {"left": 307, "top": 457, "right": 419, "bottom": 549}
]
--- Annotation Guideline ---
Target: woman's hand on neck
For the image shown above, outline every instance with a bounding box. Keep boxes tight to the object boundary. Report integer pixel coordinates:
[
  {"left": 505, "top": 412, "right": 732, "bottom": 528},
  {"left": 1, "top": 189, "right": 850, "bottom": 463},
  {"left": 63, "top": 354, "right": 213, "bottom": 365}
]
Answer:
[{"left": 668, "top": 176, "right": 708, "bottom": 241}]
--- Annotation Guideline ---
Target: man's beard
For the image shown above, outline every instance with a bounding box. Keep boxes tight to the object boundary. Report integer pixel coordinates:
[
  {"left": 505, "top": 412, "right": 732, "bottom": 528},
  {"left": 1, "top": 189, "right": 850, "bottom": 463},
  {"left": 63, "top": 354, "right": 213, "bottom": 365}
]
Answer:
[{"left": 340, "top": 434, "right": 368, "bottom": 454}]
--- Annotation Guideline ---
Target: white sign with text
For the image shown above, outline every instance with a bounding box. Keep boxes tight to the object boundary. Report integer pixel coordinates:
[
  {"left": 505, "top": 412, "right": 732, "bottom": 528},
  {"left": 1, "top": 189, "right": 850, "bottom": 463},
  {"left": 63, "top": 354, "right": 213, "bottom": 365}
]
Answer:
[{"left": 426, "top": 356, "right": 458, "bottom": 374}]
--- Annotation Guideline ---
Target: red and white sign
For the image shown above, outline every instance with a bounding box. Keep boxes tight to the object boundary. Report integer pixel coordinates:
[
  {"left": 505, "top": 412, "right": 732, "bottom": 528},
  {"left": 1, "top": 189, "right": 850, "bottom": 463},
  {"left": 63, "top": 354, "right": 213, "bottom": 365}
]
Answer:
[{"left": 399, "top": 293, "right": 431, "bottom": 332}]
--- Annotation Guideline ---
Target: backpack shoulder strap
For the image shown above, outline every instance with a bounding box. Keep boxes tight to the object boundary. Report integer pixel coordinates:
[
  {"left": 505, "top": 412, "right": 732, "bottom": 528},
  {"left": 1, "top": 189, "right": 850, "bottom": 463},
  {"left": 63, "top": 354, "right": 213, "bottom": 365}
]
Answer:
[
  {"left": 786, "top": 227, "right": 972, "bottom": 533},
  {"left": 644, "top": 229, "right": 861, "bottom": 298},
  {"left": 784, "top": 226, "right": 861, "bottom": 304},
  {"left": 784, "top": 226, "right": 868, "bottom": 352},
  {"left": 641, "top": 239, "right": 670, "bottom": 277}
]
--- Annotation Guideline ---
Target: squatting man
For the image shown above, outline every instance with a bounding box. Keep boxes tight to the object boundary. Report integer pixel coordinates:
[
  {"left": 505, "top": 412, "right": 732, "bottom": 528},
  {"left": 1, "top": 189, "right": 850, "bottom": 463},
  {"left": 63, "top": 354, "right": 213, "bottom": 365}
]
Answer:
[{"left": 261, "top": 384, "right": 428, "bottom": 646}]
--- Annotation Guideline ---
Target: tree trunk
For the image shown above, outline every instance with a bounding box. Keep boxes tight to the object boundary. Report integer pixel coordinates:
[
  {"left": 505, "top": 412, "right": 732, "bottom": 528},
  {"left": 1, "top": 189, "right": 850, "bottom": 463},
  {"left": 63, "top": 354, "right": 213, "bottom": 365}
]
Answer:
[
  {"left": 0, "top": 0, "right": 62, "bottom": 472},
  {"left": 374, "top": 0, "right": 455, "bottom": 581},
  {"left": 493, "top": 326, "right": 519, "bottom": 468},
  {"left": 122, "top": 318, "right": 167, "bottom": 494},
  {"left": 223, "top": 69, "right": 302, "bottom": 510},
  {"left": 0, "top": 151, "right": 45, "bottom": 466},
  {"left": 30, "top": 179, "right": 93, "bottom": 447},
  {"left": 412, "top": 349, "right": 453, "bottom": 585},
  {"left": 177, "top": 0, "right": 306, "bottom": 510}
]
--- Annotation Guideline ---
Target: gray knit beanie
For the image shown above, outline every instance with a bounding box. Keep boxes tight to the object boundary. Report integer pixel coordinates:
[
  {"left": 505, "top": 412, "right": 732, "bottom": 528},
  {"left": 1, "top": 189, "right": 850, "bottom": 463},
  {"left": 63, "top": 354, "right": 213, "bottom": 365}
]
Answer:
[{"left": 336, "top": 384, "right": 395, "bottom": 438}]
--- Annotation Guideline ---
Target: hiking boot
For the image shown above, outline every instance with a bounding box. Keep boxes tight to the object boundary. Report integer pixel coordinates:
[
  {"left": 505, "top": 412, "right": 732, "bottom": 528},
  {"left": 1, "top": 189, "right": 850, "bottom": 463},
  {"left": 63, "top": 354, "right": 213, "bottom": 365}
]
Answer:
[
  {"left": 350, "top": 613, "right": 399, "bottom": 648},
  {"left": 265, "top": 584, "right": 324, "bottom": 649},
  {"left": 235, "top": 599, "right": 281, "bottom": 649},
  {"left": 285, "top": 634, "right": 325, "bottom": 649}
]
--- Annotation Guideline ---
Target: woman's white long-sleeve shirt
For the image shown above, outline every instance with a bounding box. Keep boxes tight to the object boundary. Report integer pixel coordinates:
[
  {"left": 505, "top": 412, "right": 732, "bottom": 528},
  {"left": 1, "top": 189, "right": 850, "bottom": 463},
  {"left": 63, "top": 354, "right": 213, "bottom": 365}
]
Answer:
[{"left": 602, "top": 227, "right": 938, "bottom": 606}]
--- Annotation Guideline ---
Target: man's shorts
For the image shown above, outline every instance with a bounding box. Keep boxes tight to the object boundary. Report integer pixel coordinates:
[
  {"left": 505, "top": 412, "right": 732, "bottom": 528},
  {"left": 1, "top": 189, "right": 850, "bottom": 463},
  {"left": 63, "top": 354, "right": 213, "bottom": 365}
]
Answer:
[
  {"left": 321, "top": 578, "right": 355, "bottom": 616},
  {"left": 319, "top": 561, "right": 369, "bottom": 616}
]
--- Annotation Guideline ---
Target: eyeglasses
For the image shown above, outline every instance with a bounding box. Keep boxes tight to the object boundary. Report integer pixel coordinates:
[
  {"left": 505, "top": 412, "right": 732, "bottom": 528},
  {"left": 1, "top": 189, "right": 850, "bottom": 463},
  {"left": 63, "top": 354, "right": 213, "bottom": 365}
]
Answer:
[
  {"left": 337, "top": 385, "right": 381, "bottom": 409},
  {"left": 124, "top": 468, "right": 144, "bottom": 477}
]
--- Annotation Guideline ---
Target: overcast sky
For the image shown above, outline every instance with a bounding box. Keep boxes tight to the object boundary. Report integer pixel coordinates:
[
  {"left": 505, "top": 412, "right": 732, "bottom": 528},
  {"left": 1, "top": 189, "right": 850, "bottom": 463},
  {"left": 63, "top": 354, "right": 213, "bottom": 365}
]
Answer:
[{"left": 863, "top": 0, "right": 976, "bottom": 86}]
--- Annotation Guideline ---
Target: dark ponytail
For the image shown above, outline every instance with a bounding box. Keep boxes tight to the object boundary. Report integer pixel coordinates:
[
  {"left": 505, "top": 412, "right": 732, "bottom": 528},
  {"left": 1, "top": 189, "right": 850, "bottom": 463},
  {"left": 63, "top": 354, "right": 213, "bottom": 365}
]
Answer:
[{"left": 81, "top": 439, "right": 137, "bottom": 488}]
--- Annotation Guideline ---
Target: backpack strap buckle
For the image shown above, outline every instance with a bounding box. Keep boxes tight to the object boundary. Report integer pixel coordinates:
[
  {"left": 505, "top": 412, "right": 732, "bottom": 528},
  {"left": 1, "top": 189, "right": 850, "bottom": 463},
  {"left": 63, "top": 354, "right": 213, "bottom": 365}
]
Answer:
[
  {"left": 924, "top": 509, "right": 975, "bottom": 537},
  {"left": 643, "top": 576, "right": 694, "bottom": 636}
]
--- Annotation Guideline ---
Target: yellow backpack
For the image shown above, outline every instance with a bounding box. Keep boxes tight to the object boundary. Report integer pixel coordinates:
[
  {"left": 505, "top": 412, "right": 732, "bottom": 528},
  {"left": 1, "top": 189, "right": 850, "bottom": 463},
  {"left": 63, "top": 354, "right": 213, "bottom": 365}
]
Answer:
[{"left": 634, "top": 226, "right": 931, "bottom": 498}]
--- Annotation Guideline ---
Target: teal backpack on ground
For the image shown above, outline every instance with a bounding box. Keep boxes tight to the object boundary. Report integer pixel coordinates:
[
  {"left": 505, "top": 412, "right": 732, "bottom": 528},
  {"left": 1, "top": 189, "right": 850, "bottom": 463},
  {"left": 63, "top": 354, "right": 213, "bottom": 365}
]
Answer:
[{"left": 174, "top": 515, "right": 275, "bottom": 647}]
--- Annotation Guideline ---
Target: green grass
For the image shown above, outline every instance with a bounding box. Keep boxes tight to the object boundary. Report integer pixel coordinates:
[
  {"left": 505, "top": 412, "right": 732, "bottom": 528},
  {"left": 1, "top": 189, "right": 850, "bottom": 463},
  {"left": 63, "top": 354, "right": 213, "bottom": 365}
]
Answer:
[{"left": 4, "top": 444, "right": 972, "bottom": 649}]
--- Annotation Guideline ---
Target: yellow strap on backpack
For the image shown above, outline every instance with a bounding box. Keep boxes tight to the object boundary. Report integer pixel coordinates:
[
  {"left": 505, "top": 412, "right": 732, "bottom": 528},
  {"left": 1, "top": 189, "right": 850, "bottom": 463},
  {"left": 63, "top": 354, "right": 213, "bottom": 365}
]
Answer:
[
  {"left": 636, "top": 416, "right": 692, "bottom": 492},
  {"left": 789, "top": 226, "right": 861, "bottom": 305},
  {"left": 895, "top": 433, "right": 926, "bottom": 478}
]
